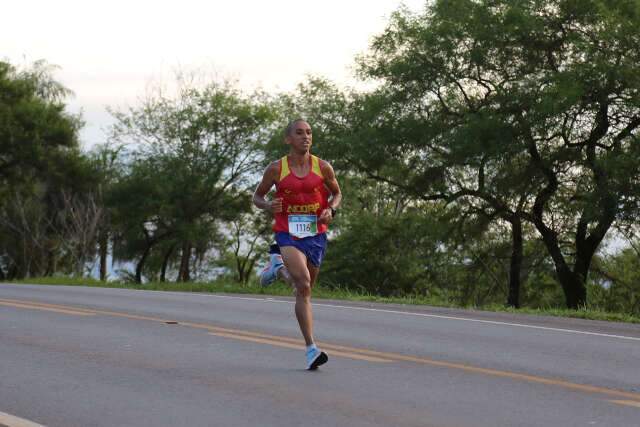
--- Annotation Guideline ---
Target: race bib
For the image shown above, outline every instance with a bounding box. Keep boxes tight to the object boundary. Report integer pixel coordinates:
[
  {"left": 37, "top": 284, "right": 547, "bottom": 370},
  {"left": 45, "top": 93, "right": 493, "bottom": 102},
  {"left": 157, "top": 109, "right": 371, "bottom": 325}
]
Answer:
[{"left": 288, "top": 214, "right": 318, "bottom": 238}]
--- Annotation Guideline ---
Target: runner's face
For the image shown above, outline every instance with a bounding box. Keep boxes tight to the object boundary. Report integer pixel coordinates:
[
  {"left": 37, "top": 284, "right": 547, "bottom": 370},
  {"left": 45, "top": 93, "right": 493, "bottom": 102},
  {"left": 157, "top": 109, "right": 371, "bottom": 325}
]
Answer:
[{"left": 286, "top": 121, "right": 312, "bottom": 153}]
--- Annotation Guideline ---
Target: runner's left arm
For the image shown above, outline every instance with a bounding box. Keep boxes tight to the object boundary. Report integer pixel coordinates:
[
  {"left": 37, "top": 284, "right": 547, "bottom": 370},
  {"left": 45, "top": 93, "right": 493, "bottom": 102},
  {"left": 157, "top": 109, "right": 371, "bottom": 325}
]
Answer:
[{"left": 319, "top": 161, "right": 342, "bottom": 224}]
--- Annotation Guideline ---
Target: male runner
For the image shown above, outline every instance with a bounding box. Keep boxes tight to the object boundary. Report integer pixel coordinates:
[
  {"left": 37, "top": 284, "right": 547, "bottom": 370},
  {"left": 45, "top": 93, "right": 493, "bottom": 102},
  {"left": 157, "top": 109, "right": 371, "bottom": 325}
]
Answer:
[{"left": 253, "top": 119, "right": 342, "bottom": 370}]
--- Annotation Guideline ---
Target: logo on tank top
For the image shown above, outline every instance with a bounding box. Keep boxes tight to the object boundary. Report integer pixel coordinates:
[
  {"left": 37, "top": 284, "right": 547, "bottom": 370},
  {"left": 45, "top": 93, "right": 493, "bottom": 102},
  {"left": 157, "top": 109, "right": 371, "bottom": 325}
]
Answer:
[{"left": 288, "top": 202, "right": 321, "bottom": 214}]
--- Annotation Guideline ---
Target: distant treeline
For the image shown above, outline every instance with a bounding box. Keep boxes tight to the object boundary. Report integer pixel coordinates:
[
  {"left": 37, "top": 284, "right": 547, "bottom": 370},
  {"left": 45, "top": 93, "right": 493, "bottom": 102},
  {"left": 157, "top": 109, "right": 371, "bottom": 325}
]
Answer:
[{"left": 2, "top": 0, "right": 640, "bottom": 314}]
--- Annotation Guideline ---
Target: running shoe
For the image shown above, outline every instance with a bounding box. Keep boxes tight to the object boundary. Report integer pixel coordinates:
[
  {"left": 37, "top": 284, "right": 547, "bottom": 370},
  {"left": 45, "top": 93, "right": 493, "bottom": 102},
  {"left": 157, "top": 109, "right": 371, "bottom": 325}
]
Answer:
[
  {"left": 259, "top": 253, "right": 284, "bottom": 286},
  {"left": 306, "top": 347, "right": 328, "bottom": 370}
]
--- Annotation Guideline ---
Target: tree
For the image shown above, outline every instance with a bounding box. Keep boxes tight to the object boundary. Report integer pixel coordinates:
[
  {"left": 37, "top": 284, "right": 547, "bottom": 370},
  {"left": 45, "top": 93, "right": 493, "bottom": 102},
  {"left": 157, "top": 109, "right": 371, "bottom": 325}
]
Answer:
[
  {"left": 216, "top": 211, "right": 272, "bottom": 285},
  {"left": 0, "top": 60, "right": 79, "bottom": 185},
  {"left": 0, "top": 150, "right": 103, "bottom": 279},
  {"left": 355, "top": 0, "right": 640, "bottom": 308},
  {"left": 87, "top": 142, "right": 127, "bottom": 281},
  {"left": 107, "top": 155, "right": 181, "bottom": 284},
  {"left": 0, "top": 60, "right": 93, "bottom": 279},
  {"left": 108, "top": 74, "right": 278, "bottom": 282}
]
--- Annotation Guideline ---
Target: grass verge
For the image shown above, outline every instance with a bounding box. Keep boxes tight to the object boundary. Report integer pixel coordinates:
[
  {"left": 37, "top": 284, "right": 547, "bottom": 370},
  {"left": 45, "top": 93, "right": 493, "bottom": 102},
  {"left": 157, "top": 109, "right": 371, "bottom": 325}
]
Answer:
[{"left": 7, "top": 276, "right": 640, "bottom": 324}]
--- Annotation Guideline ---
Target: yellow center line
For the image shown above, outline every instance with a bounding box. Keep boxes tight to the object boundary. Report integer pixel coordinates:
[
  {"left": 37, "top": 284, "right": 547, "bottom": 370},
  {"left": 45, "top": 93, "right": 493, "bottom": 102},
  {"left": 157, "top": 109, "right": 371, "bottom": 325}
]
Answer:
[
  {"left": 178, "top": 321, "right": 395, "bottom": 362},
  {"left": 0, "top": 298, "right": 97, "bottom": 313},
  {"left": 0, "top": 410, "right": 46, "bottom": 427},
  {"left": 0, "top": 298, "right": 171, "bottom": 322},
  {"left": 609, "top": 400, "right": 640, "bottom": 409},
  {"left": 0, "top": 299, "right": 95, "bottom": 316},
  {"left": 201, "top": 325, "right": 640, "bottom": 402},
  {"left": 4, "top": 298, "right": 640, "bottom": 403},
  {"left": 208, "top": 332, "right": 392, "bottom": 363}
]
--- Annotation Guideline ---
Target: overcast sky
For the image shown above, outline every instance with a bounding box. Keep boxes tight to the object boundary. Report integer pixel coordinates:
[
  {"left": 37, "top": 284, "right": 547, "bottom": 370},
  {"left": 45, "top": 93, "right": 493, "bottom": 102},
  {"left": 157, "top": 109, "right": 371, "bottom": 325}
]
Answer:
[{"left": 3, "top": 0, "right": 425, "bottom": 149}]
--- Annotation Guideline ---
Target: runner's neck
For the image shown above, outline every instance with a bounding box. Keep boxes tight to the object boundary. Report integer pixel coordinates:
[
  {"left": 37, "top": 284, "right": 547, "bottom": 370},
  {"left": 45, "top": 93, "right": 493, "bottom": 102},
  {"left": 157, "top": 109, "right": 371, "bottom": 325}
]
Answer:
[{"left": 287, "top": 152, "right": 312, "bottom": 176}]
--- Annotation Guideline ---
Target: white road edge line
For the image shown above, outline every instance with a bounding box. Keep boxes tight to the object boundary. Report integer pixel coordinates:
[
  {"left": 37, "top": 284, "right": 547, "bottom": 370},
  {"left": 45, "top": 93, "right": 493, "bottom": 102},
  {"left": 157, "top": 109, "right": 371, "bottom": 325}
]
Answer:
[
  {"left": 0, "top": 411, "right": 46, "bottom": 427},
  {"left": 5, "top": 285, "right": 639, "bottom": 342},
  {"left": 187, "top": 293, "right": 640, "bottom": 342}
]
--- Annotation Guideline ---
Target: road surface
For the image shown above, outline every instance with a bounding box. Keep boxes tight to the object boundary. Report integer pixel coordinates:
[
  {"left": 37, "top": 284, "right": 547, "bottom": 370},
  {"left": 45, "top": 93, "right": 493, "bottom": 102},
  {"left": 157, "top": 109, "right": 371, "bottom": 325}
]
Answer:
[{"left": 1, "top": 283, "right": 639, "bottom": 426}]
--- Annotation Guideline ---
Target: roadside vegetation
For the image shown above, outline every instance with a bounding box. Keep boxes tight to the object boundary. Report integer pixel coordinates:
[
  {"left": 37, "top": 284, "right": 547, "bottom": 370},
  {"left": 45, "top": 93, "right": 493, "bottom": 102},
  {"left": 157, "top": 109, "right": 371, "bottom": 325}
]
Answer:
[
  {"left": 3, "top": 1, "right": 640, "bottom": 322},
  {"left": 10, "top": 276, "right": 640, "bottom": 324}
]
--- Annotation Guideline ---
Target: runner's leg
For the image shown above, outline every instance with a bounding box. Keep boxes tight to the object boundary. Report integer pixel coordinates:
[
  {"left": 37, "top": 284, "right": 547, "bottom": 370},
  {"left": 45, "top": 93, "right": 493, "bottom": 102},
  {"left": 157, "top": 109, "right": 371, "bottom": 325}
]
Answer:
[
  {"left": 277, "top": 264, "right": 295, "bottom": 290},
  {"left": 308, "top": 260, "right": 319, "bottom": 288},
  {"left": 280, "top": 245, "right": 314, "bottom": 346}
]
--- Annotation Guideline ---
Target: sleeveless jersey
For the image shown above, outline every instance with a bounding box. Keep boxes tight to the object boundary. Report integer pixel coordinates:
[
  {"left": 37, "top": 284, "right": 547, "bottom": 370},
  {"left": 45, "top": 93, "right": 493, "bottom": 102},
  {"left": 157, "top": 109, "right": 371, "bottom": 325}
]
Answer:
[{"left": 273, "top": 155, "right": 330, "bottom": 235}]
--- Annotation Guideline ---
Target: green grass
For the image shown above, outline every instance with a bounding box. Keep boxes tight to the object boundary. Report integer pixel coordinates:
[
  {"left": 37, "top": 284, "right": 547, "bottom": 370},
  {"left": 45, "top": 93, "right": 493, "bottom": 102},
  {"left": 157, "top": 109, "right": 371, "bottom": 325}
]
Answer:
[
  {"left": 8, "top": 276, "right": 640, "bottom": 324},
  {"left": 480, "top": 303, "right": 640, "bottom": 324}
]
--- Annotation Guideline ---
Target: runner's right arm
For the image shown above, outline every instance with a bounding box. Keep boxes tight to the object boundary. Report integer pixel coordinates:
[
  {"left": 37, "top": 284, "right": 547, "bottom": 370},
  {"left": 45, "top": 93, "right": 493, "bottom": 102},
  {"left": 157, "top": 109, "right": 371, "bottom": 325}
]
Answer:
[{"left": 253, "top": 162, "right": 282, "bottom": 214}]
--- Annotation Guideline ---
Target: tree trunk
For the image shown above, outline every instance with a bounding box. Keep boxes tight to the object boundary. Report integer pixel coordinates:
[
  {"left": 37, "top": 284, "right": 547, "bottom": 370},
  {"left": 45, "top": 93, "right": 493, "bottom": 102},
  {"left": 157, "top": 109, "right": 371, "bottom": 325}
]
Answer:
[
  {"left": 568, "top": 238, "right": 595, "bottom": 310},
  {"left": 177, "top": 241, "right": 192, "bottom": 282},
  {"left": 99, "top": 230, "right": 108, "bottom": 281},
  {"left": 507, "top": 216, "right": 523, "bottom": 308},
  {"left": 135, "top": 244, "right": 152, "bottom": 284},
  {"left": 245, "top": 258, "right": 257, "bottom": 285},
  {"left": 0, "top": 264, "right": 5, "bottom": 280},
  {"left": 561, "top": 270, "right": 587, "bottom": 310},
  {"left": 236, "top": 257, "right": 245, "bottom": 284},
  {"left": 160, "top": 244, "right": 176, "bottom": 282},
  {"left": 534, "top": 225, "right": 587, "bottom": 309},
  {"left": 7, "top": 262, "right": 19, "bottom": 280},
  {"left": 44, "top": 250, "right": 56, "bottom": 277}
]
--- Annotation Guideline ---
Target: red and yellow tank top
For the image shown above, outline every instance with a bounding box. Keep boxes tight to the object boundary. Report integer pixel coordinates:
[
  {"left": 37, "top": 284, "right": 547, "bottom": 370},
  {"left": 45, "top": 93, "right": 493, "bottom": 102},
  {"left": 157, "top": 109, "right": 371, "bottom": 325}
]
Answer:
[{"left": 273, "top": 155, "right": 330, "bottom": 236}]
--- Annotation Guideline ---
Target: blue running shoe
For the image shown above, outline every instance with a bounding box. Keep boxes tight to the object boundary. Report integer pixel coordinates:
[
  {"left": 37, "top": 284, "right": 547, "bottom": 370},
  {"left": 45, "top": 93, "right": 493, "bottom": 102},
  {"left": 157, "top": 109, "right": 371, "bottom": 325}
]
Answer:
[
  {"left": 306, "top": 347, "right": 328, "bottom": 370},
  {"left": 259, "top": 253, "right": 284, "bottom": 286}
]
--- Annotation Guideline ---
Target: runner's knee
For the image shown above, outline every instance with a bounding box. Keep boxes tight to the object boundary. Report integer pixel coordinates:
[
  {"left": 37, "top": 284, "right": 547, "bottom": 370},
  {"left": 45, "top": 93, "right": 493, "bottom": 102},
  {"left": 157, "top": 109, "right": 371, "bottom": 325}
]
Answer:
[
  {"left": 295, "top": 281, "right": 312, "bottom": 297},
  {"left": 289, "top": 268, "right": 310, "bottom": 287}
]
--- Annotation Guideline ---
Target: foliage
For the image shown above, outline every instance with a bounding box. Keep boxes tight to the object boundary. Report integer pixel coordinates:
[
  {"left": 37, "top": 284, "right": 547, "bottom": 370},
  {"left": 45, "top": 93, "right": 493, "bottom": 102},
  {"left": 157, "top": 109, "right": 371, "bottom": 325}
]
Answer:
[
  {"left": 0, "top": 60, "right": 98, "bottom": 279},
  {"left": 0, "top": 60, "right": 79, "bottom": 185},
  {"left": 11, "top": 276, "right": 640, "bottom": 324},
  {"left": 590, "top": 246, "right": 640, "bottom": 315},
  {"left": 5, "top": 7, "right": 640, "bottom": 319},
  {"left": 352, "top": 0, "right": 640, "bottom": 308},
  {"left": 107, "top": 75, "right": 279, "bottom": 282},
  {"left": 214, "top": 211, "right": 272, "bottom": 284}
]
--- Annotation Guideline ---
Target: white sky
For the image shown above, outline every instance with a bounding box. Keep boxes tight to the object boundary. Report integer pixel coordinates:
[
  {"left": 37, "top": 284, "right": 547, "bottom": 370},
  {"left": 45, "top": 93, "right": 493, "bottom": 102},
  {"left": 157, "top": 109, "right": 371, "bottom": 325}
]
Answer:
[{"left": 3, "top": 0, "right": 426, "bottom": 149}]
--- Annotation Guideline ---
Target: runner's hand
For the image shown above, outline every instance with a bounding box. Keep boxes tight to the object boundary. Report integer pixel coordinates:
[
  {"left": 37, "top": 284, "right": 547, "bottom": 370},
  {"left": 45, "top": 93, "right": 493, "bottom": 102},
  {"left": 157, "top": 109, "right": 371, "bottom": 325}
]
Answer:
[
  {"left": 318, "top": 208, "right": 332, "bottom": 225},
  {"left": 269, "top": 198, "right": 283, "bottom": 214}
]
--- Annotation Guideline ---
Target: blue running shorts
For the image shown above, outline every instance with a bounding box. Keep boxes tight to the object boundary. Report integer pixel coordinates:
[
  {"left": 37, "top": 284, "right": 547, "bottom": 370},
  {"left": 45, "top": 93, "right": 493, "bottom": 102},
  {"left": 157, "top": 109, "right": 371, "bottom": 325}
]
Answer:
[{"left": 275, "top": 232, "right": 328, "bottom": 267}]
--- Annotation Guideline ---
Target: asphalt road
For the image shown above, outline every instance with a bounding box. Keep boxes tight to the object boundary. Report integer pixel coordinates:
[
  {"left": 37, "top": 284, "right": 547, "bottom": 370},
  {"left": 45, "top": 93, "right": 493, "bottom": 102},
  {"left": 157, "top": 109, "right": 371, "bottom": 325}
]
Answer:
[{"left": 1, "top": 283, "right": 639, "bottom": 427}]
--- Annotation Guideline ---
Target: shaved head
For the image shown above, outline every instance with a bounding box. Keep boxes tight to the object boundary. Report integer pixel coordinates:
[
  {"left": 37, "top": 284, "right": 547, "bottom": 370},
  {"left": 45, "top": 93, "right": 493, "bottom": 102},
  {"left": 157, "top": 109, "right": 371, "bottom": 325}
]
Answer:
[{"left": 284, "top": 119, "right": 309, "bottom": 137}]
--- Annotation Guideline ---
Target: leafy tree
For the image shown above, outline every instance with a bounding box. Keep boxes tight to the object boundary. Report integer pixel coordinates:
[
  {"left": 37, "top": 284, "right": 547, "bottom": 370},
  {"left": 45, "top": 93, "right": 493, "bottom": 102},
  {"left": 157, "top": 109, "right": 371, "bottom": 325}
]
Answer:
[
  {"left": 107, "top": 156, "right": 170, "bottom": 283},
  {"left": 0, "top": 60, "right": 92, "bottom": 279},
  {"left": 0, "top": 60, "right": 79, "bottom": 185},
  {"left": 354, "top": 0, "right": 640, "bottom": 308},
  {"left": 0, "top": 149, "right": 102, "bottom": 279},
  {"left": 322, "top": 209, "right": 443, "bottom": 297},
  {"left": 108, "top": 75, "right": 278, "bottom": 282},
  {"left": 215, "top": 211, "right": 272, "bottom": 284},
  {"left": 86, "top": 142, "right": 127, "bottom": 281},
  {"left": 590, "top": 228, "right": 640, "bottom": 315}
]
